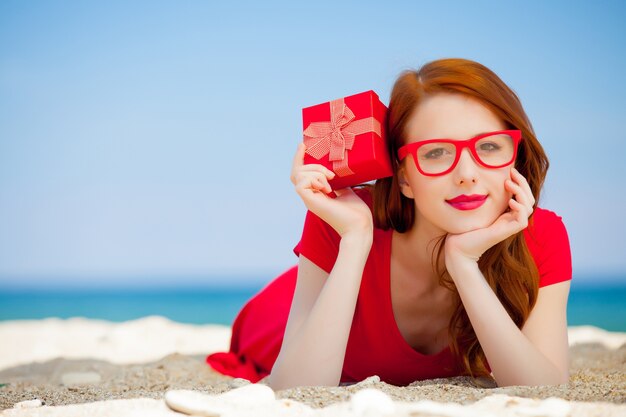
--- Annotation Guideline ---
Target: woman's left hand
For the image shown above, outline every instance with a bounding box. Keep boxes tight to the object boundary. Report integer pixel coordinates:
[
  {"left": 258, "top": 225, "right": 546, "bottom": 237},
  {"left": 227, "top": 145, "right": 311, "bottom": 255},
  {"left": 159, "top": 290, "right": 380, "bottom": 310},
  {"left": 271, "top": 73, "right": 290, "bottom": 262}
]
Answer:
[{"left": 444, "top": 167, "right": 535, "bottom": 270}]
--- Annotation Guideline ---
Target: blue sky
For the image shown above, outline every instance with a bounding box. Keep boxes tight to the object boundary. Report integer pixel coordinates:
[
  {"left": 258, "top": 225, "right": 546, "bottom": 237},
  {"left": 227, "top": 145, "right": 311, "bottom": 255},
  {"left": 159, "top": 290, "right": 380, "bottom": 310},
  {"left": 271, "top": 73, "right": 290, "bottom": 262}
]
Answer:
[{"left": 1, "top": 1, "right": 625, "bottom": 287}]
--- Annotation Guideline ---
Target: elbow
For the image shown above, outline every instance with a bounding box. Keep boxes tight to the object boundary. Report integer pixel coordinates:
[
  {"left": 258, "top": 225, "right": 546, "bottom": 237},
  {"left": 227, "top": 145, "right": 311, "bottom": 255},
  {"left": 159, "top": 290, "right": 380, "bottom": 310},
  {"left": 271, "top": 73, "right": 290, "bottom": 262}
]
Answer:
[
  {"left": 557, "top": 368, "right": 570, "bottom": 385},
  {"left": 266, "top": 364, "right": 292, "bottom": 391},
  {"left": 550, "top": 367, "right": 570, "bottom": 386},
  {"left": 267, "top": 358, "right": 294, "bottom": 391},
  {"left": 266, "top": 365, "right": 341, "bottom": 390},
  {"left": 265, "top": 373, "right": 280, "bottom": 391},
  {"left": 266, "top": 371, "right": 293, "bottom": 391},
  {"left": 266, "top": 356, "right": 342, "bottom": 390},
  {"left": 496, "top": 369, "right": 569, "bottom": 388},
  {"left": 543, "top": 371, "right": 570, "bottom": 386},
  {"left": 266, "top": 371, "right": 340, "bottom": 391}
]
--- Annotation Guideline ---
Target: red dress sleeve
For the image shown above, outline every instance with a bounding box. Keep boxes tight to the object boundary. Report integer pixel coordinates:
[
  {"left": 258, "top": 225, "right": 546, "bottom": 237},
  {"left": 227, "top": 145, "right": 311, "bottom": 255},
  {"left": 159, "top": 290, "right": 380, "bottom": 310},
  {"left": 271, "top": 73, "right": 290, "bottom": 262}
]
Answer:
[
  {"left": 524, "top": 208, "right": 573, "bottom": 288},
  {"left": 292, "top": 209, "right": 341, "bottom": 274}
]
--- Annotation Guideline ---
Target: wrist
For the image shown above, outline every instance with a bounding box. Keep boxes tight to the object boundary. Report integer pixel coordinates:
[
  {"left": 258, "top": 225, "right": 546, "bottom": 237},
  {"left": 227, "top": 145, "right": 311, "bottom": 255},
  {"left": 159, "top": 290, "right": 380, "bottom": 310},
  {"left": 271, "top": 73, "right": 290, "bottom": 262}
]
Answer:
[
  {"left": 340, "top": 229, "right": 373, "bottom": 251},
  {"left": 445, "top": 252, "right": 480, "bottom": 280},
  {"left": 444, "top": 239, "right": 479, "bottom": 266}
]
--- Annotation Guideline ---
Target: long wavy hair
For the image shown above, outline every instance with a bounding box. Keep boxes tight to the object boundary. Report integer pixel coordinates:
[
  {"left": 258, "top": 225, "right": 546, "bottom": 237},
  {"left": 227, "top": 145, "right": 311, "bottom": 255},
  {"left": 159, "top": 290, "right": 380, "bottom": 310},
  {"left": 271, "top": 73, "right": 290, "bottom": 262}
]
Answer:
[{"left": 364, "top": 58, "right": 548, "bottom": 382}]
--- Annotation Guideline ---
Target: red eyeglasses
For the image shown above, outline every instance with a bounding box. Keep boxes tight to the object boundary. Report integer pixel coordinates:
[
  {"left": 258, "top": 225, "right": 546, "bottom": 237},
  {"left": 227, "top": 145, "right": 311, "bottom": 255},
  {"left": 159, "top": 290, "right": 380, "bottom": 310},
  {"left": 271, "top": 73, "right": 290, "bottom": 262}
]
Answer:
[{"left": 397, "top": 130, "right": 523, "bottom": 176}]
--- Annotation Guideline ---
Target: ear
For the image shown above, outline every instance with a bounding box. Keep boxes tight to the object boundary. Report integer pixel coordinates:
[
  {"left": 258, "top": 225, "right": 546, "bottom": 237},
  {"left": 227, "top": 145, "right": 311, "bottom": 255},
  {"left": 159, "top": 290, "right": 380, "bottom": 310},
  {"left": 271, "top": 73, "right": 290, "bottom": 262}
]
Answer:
[{"left": 397, "top": 166, "right": 414, "bottom": 199}]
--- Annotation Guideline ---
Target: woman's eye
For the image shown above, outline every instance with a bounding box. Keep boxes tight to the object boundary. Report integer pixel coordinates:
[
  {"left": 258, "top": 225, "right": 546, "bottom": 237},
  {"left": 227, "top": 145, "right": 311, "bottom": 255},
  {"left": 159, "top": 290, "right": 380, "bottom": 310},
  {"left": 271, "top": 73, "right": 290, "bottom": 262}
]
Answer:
[
  {"left": 424, "top": 148, "right": 446, "bottom": 159},
  {"left": 478, "top": 142, "right": 501, "bottom": 152}
]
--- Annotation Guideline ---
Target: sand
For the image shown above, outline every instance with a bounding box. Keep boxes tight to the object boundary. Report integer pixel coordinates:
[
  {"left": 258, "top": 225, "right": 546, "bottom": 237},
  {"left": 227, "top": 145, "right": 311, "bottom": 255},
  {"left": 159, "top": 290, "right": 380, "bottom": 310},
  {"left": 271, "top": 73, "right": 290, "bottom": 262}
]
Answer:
[{"left": 0, "top": 316, "right": 624, "bottom": 416}]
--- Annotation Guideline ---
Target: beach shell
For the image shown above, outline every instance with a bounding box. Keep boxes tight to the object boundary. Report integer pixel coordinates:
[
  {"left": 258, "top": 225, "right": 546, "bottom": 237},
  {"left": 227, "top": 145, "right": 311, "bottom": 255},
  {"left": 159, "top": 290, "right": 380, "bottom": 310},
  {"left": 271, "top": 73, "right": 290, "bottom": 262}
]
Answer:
[
  {"left": 13, "top": 399, "right": 44, "bottom": 409},
  {"left": 349, "top": 389, "right": 396, "bottom": 416},
  {"left": 164, "top": 384, "right": 276, "bottom": 416}
]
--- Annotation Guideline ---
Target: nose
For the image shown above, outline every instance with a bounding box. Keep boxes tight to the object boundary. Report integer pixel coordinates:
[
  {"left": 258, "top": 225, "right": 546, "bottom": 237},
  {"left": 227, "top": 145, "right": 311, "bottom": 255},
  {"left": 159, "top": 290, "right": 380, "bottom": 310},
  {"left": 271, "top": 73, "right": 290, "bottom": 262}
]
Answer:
[{"left": 452, "top": 148, "right": 478, "bottom": 185}]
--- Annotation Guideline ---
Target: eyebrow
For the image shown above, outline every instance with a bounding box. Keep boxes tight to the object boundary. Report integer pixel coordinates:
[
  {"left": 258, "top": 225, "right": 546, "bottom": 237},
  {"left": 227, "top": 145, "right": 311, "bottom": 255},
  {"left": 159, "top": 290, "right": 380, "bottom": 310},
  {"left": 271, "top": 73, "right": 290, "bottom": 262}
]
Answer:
[
  {"left": 470, "top": 131, "right": 496, "bottom": 139},
  {"left": 417, "top": 131, "right": 499, "bottom": 141}
]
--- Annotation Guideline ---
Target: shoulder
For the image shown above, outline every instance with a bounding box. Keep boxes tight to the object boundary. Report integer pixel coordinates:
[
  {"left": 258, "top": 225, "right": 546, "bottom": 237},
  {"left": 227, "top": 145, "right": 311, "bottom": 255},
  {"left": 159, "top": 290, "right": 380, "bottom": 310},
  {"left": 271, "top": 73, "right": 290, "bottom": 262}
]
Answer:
[
  {"left": 523, "top": 207, "right": 573, "bottom": 288},
  {"left": 531, "top": 206, "right": 564, "bottom": 227},
  {"left": 524, "top": 207, "right": 568, "bottom": 247},
  {"left": 353, "top": 185, "right": 375, "bottom": 214},
  {"left": 353, "top": 185, "right": 374, "bottom": 205}
]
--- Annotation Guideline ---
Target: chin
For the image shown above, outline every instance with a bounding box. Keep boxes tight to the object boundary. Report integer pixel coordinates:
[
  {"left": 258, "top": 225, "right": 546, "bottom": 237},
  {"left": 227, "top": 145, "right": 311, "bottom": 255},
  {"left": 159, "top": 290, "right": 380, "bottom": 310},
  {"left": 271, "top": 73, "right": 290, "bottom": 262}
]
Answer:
[
  {"left": 446, "top": 222, "right": 487, "bottom": 235},
  {"left": 446, "top": 213, "right": 500, "bottom": 234}
]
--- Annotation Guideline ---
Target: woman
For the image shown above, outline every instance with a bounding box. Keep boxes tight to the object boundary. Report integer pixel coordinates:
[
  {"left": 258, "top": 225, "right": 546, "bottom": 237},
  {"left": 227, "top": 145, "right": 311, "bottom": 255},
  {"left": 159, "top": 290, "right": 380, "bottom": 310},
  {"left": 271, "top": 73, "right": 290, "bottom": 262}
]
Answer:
[{"left": 206, "top": 58, "right": 572, "bottom": 389}]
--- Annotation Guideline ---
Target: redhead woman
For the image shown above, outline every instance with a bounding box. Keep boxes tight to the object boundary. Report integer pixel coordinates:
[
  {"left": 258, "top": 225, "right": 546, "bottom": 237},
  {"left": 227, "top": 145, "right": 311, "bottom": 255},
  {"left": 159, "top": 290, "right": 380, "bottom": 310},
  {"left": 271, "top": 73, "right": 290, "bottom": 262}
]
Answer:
[{"left": 206, "top": 58, "right": 572, "bottom": 389}]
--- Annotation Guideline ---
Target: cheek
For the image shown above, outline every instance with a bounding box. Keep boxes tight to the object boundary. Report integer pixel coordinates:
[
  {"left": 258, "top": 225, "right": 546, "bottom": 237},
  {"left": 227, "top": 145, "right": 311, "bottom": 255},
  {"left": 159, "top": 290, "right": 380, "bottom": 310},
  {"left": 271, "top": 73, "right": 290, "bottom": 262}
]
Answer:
[
  {"left": 411, "top": 180, "right": 447, "bottom": 217},
  {"left": 409, "top": 176, "right": 440, "bottom": 201}
]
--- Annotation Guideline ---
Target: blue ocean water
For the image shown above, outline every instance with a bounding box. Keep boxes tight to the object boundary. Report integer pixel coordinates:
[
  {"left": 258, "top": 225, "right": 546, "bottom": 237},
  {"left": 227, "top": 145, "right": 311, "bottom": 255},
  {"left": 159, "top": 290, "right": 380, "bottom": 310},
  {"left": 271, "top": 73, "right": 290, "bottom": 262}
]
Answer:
[{"left": 1, "top": 279, "right": 625, "bottom": 331}]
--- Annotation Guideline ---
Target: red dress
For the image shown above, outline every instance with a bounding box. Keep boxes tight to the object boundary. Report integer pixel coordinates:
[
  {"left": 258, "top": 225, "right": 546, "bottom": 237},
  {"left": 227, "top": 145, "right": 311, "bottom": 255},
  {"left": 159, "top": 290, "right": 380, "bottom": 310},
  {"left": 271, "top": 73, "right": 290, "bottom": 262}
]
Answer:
[{"left": 206, "top": 187, "right": 572, "bottom": 386}]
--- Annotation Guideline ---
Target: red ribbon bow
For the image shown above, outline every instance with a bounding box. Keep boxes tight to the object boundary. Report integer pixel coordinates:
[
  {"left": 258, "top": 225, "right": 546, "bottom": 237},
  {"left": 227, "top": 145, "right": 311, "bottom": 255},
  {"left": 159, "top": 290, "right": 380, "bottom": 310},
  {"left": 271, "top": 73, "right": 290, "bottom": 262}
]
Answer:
[{"left": 303, "top": 98, "right": 381, "bottom": 177}]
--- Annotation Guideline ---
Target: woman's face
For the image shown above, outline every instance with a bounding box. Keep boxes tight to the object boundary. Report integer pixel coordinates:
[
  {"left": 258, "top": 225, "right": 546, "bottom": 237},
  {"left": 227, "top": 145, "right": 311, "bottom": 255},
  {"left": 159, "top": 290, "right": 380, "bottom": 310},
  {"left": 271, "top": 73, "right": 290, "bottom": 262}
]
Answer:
[{"left": 398, "top": 92, "right": 514, "bottom": 235}]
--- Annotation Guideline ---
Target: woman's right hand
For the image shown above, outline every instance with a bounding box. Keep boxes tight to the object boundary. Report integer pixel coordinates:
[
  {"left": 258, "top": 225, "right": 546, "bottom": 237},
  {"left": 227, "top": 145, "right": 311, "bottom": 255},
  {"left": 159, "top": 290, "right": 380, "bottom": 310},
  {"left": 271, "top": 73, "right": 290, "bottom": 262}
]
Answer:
[{"left": 290, "top": 143, "right": 373, "bottom": 238}]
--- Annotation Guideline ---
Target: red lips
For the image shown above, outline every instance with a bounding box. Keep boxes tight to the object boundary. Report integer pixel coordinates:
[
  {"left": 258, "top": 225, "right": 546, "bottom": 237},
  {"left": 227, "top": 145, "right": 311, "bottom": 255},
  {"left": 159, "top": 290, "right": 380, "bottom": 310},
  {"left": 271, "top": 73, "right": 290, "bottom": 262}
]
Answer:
[{"left": 446, "top": 194, "right": 488, "bottom": 204}]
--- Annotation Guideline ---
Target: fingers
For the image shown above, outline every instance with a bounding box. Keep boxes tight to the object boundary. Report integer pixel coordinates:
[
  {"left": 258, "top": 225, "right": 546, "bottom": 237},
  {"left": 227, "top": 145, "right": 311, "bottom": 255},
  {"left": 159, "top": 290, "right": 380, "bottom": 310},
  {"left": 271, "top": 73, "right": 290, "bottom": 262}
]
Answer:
[
  {"left": 506, "top": 168, "right": 535, "bottom": 215},
  {"left": 290, "top": 143, "right": 306, "bottom": 184},
  {"left": 505, "top": 179, "right": 529, "bottom": 208},
  {"left": 508, "top": 198, "right": 529, "bottom": 228},
  {"left": 290, "top": 143, "right": 336, "bottom": 186},
  {"left": 311, "top": 176, "right": 332, "bottom": 194},
  {"left": 293, "top": 164, "right": 335, "bottom": 195},
  {"left": 299, "top": 171, "right": 332, "bottom": 193},
  {"left": 510, "top": 168, "right": 535, "bottom": 205}
]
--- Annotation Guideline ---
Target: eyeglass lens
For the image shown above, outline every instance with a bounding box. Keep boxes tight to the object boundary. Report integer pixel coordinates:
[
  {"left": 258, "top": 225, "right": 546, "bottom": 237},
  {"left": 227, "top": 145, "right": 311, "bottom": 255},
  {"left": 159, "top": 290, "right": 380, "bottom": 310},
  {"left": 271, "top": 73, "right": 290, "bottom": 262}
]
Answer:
[{"left": 416, "top": 133, "right": 516, "bottom": 174}]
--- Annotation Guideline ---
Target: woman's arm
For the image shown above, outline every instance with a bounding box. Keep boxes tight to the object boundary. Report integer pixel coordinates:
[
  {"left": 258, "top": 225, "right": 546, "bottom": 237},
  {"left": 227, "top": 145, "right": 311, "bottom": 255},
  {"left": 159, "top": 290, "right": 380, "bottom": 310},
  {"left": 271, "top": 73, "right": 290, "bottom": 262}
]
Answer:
[
  {"left": 446, "top": 256, "right": 570, "bottom": 386},
  {"left": 267, "top": 230, "right": 372, "bottom": 390},
  {"left": 443, "top": 168, "right": 570, "bottom": 386}
]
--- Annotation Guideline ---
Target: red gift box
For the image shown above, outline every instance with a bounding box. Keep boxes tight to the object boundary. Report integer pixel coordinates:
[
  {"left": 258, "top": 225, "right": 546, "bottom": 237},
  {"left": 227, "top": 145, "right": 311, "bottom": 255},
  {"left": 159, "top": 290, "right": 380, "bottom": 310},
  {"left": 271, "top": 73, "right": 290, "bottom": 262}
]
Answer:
[{"left": 302, "top": 90, "right": 393, "bottom": 190}]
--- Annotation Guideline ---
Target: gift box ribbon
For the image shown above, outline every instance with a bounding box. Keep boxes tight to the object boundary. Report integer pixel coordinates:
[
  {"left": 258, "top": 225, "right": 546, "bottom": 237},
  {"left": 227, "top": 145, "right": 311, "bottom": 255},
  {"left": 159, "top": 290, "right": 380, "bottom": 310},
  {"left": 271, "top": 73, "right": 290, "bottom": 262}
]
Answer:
[{"left": 303, "top": 98, "right": 382, "bottom": 177}]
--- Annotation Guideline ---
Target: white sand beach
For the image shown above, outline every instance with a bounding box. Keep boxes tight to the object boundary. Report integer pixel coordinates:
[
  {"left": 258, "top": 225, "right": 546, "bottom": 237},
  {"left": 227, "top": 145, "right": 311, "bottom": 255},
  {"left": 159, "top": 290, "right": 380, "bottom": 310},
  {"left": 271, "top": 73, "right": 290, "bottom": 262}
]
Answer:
[{"left": 0, "top": 316, "right": 624, "bottom": 416}]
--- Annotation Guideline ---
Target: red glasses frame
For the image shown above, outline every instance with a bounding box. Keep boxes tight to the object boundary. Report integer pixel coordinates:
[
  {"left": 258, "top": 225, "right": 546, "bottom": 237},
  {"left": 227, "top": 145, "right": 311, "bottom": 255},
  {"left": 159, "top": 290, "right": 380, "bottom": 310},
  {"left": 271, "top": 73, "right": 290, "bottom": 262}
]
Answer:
[{"left": 397, "top": 130, "right": 523, "bottom": 176}]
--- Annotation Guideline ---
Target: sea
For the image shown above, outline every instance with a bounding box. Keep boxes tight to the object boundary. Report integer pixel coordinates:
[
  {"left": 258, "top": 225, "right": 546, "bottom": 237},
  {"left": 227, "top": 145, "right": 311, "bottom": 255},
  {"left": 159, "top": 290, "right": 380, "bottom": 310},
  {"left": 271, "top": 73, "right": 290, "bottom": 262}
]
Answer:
[{"left": 1, "top": 277, "right": 625, "bottom": 332}]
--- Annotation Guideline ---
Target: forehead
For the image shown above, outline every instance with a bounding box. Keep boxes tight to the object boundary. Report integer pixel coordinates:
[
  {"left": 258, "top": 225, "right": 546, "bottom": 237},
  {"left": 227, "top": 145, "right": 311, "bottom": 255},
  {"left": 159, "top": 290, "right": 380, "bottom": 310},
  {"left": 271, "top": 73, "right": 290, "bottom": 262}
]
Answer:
[{"left": 404, "top": 92, "right": 506, "bottom": 142}]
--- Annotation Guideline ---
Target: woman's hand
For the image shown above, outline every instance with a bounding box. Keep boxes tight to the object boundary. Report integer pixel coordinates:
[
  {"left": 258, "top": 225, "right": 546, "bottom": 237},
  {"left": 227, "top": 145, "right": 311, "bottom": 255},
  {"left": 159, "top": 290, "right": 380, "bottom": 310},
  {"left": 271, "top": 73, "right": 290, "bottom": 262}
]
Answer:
[
  {"left": 444, "top": 167, "right": 535, "bottom": 270},
  {"left": 290, "top": 143, "right": 373, "bottom": 238}
]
